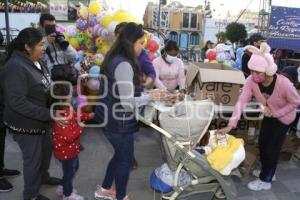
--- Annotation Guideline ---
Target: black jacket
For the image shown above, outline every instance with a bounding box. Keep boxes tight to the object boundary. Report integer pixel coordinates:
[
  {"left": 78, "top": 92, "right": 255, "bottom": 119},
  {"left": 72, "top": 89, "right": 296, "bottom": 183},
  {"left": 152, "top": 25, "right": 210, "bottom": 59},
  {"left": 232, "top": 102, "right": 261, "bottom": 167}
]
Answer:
[{"left": 1, "top": 51, "right": 52, "bottom": 134}]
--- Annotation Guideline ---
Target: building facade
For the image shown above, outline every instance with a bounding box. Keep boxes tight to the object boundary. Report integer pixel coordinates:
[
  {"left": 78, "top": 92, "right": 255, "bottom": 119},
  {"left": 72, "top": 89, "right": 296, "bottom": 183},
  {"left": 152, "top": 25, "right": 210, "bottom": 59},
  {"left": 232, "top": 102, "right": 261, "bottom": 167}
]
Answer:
[{"left": 143, "top": 1, "right": 204, "bottom": 50}]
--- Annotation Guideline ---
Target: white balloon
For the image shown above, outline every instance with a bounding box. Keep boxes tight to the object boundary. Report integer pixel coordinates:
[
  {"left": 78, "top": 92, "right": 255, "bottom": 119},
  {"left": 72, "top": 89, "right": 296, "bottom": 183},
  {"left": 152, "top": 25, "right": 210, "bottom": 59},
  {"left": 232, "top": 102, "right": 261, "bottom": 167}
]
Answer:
[{"left": 107, "top": 21, "right": 119, "bottom": 33}]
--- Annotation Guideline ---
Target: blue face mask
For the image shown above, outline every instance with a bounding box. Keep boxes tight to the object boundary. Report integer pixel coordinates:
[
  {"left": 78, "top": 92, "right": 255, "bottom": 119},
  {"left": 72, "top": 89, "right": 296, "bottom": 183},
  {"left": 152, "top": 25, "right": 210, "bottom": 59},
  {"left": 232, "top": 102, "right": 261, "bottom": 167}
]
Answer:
[{"left": 165, "top": 54, "right": 177, "bottom": 64}]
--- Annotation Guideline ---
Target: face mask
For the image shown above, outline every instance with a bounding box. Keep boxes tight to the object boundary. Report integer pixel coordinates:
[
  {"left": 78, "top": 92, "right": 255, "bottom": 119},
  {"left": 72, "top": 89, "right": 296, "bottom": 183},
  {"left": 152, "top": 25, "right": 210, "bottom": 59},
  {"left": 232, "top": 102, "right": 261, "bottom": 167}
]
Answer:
[
  {"left": 252, "top": 73, "right": 266, "bottom": 83},
  {"left": 165, "top": 54, "right": 177, "bottom": 64}
]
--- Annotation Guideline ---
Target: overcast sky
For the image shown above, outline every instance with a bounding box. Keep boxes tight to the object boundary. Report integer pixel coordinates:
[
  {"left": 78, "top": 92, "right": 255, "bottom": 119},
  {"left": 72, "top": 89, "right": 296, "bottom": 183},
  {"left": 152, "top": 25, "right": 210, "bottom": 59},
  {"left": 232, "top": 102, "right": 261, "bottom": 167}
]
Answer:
[{"left": 108, "top": 0, "right": 300, "bottom": 19}]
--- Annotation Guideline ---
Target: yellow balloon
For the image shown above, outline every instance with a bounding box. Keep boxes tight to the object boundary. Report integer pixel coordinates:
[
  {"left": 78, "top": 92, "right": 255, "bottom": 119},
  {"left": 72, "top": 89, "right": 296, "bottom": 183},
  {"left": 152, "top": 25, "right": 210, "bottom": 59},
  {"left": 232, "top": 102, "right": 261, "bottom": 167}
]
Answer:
[
  {"left": 88, "top": 1, "right": 101, "bottom": 15},
  {"left": 101, "top": 14, "right": 113, "bottom": 28},
  {"left": 113, "top": 10, "right": 130, "bottom": 22},
  {"left": 95, "top": 37, "right": 105, "bottom": 48},
  {"left": 79, "top": 6, "right": 88, "bottom": 19},
  {"left": 69, "top": 38, "right": 79, "bottom": 49},
  {"left": 99, "top": 43, "right": 111, "bottom": 55},
  {"left": 63, "top": 32, "right": 70, "bottom": 41}
]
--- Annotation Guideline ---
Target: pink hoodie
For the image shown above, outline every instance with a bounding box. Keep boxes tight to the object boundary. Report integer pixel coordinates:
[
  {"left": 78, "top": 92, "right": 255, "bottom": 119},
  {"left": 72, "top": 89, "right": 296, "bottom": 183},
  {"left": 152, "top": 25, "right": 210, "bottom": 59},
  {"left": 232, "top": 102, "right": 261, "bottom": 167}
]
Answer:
[
  {"left": 229, "top": 74, "right": 300, "bottom": 128},
  {"left": 153, "top": 57, "right": 186, "bottom": 91}
]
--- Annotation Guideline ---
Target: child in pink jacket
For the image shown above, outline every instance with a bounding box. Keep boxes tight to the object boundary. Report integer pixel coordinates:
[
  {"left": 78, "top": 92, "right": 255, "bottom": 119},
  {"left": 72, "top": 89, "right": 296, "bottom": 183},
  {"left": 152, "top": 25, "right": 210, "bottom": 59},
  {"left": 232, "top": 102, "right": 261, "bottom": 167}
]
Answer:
[{"left": 220, "top": 43, "right": 300, "bottom": 191}]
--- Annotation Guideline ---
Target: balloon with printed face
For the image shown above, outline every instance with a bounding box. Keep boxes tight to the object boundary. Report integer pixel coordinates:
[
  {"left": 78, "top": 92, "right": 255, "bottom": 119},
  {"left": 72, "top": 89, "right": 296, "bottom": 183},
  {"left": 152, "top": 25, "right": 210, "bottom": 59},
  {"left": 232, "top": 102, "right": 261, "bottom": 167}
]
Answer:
[
  {"left": 87, "top": 79, "right": 100, "bottom": 90},
  {"left": 147, "top": 40, "right": 159, "bottom": 52},
  {"left": 88, "top": 15, "right": 98, "bottom": 27},
  {"left": 69, "top": 38, "right": 79, "bottom": 49},
  {"left": 148, "top": 51, "right": 157, "bottom": 61},
  {"left": 94, "top": 54, "right": 104, "bottom": 65},
  {"left": 55, "top": 24, "right": 65, "bottom": 33},
  {"left": 89, "top": 65, "right": 100, "bottom": 76},
  {"left": 76, "top": 95, "right": 88, "bottom": 107},
  {"left": 76, "top": 32, "right": 85, "bottom": 44},
  {"left": 206, "top": 50, "right": 217, "bottom": 61},
  {"left": 76, "top": 18, "right": 88, "bottom": 31},
  {"left": 65, "top": 25, "right": 77, "bottom": 37}
]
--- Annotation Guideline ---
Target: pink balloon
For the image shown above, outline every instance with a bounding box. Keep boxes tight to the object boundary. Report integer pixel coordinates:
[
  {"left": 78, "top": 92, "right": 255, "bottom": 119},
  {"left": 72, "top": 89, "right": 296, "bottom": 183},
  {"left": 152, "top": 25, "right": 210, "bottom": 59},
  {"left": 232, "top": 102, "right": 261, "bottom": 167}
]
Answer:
[
  {"left": 87, "top": 79, "right": 100, "bottom": 91},
  {"left": 148, "top": 52, "right": 157, "bottom": 61},
  {"left": 56, "top": 24, "right": 66, "bottom": 33},
  {"left": 76, "top": 95, "right": 88, "bottom": 107},
  {"left": 147, "top": 40, "right": 159, "bottom": 52}
]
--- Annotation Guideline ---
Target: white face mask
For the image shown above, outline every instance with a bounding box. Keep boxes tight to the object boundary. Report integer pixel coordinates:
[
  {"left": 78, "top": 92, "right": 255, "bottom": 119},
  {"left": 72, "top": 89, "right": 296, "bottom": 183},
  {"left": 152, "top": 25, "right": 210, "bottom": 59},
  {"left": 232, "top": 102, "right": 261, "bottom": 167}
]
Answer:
[{"left": 165, "top": 54, "right": 177, "bottom": 64}]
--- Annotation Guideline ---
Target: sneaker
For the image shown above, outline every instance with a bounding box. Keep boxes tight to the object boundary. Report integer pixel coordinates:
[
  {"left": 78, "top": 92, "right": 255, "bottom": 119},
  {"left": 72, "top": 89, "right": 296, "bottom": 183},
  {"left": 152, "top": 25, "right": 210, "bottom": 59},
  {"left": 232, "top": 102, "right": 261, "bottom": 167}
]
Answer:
[
  {"left": 63, "top": 192, "right": 84, "bottom": 200},
  {"left": 0, "top": 178, "right": 13, "bottom": 192},
  {"left": 94, "top": 185, "right": 116, "bottom": 200},
  {"left": 113, "top": 195, "right": 129, "bottom": 200},
  {"left": 247, "top": 179, "right": 272, "bottom": 191},
  {"left": 56, "top": 185, "right": 78, "bottom": 197},
  {"left": 3, "top": 169, "right": 21, "bottom": 178},
  {"left": 252, "top": 169, "right": 276, "bottom": 181}
]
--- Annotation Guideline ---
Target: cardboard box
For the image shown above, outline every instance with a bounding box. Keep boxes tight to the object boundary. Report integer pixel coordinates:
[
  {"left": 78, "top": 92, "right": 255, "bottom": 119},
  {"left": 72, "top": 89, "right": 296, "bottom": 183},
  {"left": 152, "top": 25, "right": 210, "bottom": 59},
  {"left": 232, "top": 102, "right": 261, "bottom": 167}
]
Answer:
[
  {"left": 209, "top": 115, "right": 261, "bottom": 131},
  {"left": 186, "top": 63, "right": 245, "bottom": 106}
]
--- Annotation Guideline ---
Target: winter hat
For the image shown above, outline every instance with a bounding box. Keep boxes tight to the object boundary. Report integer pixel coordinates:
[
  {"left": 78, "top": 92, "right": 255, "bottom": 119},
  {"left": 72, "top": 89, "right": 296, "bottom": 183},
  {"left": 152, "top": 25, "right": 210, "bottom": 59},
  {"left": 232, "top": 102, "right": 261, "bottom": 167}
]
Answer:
[{"left": 245, "top": 42, "right": 277, "bottom": 76}]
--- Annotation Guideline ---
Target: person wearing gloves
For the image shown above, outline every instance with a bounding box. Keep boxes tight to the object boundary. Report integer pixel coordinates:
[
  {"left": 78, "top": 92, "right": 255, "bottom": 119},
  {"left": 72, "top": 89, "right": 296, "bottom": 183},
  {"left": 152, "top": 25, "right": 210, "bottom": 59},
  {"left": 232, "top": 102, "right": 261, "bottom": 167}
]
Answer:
[
  {"left": 153, "top": 40, "right": 186, "bottom": 92},
  {"left": 39, "top": 13, "right": 77, "bottom": 73},
  {"left": 94, "top": 23, "right": 155, "bottom": 200},
  {"left": 220, "top": 42, "right": 300, "bottom": 191}
]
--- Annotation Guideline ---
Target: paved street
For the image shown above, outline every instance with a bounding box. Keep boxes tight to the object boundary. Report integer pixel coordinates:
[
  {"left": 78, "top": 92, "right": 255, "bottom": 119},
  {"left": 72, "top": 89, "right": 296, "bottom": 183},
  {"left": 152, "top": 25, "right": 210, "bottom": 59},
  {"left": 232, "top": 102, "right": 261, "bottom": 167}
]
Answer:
[{"left": 1, "top": 127, "right": 300, "bottom": 200}]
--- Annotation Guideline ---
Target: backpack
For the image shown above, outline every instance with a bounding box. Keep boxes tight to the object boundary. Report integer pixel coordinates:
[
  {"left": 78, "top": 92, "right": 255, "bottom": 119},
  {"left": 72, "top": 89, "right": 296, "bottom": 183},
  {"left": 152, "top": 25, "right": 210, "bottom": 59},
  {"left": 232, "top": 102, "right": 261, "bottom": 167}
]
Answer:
[{"left": 46, "top": 46, "right": 79, "bottom": 85}]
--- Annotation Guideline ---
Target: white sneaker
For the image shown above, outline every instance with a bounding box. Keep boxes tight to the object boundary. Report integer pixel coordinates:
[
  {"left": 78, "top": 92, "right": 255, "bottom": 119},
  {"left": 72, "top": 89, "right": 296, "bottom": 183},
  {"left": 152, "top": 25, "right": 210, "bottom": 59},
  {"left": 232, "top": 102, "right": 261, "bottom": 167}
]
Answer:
[
  {"left": 56, "top": 185, "right": 78, "bottom": 197},
  {"left": 247, "top": 179, "right": 272, "bottom": 191},
  {"left": 63, "top": 192, "right": 84, "bottom": 200},
  {"left": 252, "top": 169, "right": 276, "bottom": 181}
]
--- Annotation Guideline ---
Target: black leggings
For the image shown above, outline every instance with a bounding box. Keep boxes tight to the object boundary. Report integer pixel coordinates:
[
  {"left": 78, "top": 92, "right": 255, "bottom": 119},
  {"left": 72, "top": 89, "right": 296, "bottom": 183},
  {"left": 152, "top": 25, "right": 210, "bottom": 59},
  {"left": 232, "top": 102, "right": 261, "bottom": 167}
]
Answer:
[{"left": 258, "top": 117, "right": 290, "bottom": 182}]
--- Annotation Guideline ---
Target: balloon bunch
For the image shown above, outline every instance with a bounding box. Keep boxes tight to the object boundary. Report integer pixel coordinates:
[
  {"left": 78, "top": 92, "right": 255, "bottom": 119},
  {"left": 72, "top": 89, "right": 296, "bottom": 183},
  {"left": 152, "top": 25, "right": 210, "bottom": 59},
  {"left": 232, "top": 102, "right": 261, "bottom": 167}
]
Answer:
[
  {"left": 63, "top": 1, "right": 143, "bottom": 57},
  {"left": 145, "top": 34, "right": 162, "bottom": 61},
  {"left": 61, "top": 1, "right": 143, "bottom": 112}
]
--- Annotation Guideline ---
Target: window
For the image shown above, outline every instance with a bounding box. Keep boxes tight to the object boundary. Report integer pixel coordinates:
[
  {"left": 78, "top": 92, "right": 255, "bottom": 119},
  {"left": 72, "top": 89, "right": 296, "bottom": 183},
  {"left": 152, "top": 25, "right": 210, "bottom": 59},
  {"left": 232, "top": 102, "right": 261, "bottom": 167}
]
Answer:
[
  {"left": 190, "top": 13, "right": 197, "bottom": 28},
  {"left": 179, "top": 32, "right": 189, "bottom": 49},
  {"left": 160, "top": 11, "right": 169, "bottom": 28},
  {"left": 190, "top": 32, "right": 200, "bottom": 45},
  {"left": 182, "top": 13, "right": 190, "bottom": 28},
  {"left": 152, "top": 8, "right": 159, "bottom": 28},
  {"left": 182, "top": 13, "right": 198, "bottom": 29},
  {"left": 169, "top": 32, "right": 178, "bottom": 43}
]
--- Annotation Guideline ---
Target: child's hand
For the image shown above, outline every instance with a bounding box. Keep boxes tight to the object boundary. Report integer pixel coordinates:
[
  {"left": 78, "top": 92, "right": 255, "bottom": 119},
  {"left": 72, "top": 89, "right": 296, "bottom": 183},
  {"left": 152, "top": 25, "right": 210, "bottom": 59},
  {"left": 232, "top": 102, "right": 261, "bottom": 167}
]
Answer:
[{"left": 89, "top": 112, "right": 95, "bottom": 119}]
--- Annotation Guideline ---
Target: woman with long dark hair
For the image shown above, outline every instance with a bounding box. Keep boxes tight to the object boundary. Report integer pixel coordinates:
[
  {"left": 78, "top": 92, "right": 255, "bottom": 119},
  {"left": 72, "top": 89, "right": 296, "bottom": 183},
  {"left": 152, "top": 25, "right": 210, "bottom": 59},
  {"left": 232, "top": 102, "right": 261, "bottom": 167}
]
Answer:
[
  {"left": 94, "top": 23, "right": 154, "bottom": 200},
  {"left": 1, "top": 27, "right": 63, "bottom": 200}
]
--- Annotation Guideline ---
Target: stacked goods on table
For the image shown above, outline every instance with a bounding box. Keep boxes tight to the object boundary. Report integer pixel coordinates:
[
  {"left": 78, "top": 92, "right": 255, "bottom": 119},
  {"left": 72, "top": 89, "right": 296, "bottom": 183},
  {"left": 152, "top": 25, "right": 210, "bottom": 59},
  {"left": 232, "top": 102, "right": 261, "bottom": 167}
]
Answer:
[{"left": 145, "top": 89, "right": 185, "bottom": 107}]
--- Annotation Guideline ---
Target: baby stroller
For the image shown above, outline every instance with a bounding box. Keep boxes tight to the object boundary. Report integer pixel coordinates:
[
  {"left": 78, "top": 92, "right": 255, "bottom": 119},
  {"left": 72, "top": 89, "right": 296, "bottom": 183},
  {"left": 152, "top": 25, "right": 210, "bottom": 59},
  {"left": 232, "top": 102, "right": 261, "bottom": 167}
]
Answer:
[{"left": 138, "top": 99, "right": 237, "bottom": 200}]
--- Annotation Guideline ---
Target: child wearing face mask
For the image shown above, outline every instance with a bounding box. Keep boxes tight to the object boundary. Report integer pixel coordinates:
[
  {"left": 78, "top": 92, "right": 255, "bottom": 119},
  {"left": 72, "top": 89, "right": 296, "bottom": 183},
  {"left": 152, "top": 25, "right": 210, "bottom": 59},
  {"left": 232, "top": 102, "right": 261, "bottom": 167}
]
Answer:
[
  {"left": 219, "top": 42, "right": 300, "bottom": 192},
  {"left": 152, "top": 40, "right": 186, "bottom": 92}
]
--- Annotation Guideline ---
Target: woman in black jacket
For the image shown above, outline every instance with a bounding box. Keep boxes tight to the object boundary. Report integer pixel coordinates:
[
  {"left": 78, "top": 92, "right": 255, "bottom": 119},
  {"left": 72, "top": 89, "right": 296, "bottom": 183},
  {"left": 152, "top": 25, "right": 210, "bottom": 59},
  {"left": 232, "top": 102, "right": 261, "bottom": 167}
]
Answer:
[{"left": 2, "top": 28, "right": 63, "bottom": 200}]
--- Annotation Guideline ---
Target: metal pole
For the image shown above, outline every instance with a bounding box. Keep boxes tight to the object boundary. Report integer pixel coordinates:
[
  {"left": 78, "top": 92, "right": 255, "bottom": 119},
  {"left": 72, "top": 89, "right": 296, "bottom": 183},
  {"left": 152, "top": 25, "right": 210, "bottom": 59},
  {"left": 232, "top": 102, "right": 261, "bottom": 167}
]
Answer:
[
  {"left": 5, "top": 0, "right": 10, "bottom": 45},
  {"left": 158, "top": 1, "right": 161, "bottom": 35}
]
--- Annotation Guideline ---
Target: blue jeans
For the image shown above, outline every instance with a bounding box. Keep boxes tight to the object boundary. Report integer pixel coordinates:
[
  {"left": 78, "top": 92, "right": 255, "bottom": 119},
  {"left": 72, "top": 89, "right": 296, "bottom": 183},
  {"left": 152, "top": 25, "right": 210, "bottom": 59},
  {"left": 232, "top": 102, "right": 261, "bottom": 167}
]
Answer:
[
  {"left": 102, "top": 132, "right": 134, "bottom": 200},
  {"left": 61, "top": 156, "right": 79, "bottom": 197}
]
